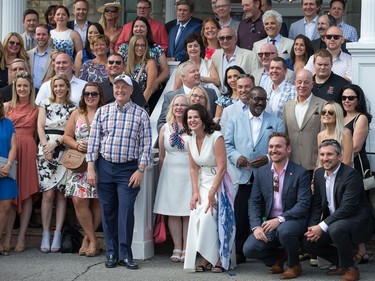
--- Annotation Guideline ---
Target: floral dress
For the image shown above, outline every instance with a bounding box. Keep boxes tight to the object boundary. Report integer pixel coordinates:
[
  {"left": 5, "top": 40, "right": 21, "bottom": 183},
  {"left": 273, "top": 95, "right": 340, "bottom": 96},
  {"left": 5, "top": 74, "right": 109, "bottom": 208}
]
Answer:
[
  {"left": 51, "top": 29, "right": 74, "bottom": 60},
  {"left": 118, "top": 43, "right": 164, "bottom": 70},
  {"left": 79, "top": 60, "right": 108, "bottom": 82},
  {"left": 37, "top": 99, "right": 75, "bottom": 193},
  {"left": 129, "top": 63, "right": 147, "bottom": 92},
  {"left": 65, "top": 116, "right": 97, "bottom": 198},
  {"left": 215, "top": 95, "right": 238, "bottom": 109}
]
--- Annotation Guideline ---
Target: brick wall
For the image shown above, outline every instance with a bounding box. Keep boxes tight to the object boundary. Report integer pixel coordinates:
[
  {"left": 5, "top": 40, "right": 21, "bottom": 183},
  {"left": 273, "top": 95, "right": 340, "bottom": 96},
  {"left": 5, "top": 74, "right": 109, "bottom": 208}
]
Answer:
[{"left": 27, "top": 0, "right": 61, "bottom": 24}]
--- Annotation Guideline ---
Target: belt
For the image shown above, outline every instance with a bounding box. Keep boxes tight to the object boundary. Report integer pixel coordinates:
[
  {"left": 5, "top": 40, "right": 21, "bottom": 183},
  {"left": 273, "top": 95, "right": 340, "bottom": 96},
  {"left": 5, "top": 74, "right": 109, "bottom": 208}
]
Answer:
[{"left": 45, "top": 129, "right": 64, "bottom": 135}]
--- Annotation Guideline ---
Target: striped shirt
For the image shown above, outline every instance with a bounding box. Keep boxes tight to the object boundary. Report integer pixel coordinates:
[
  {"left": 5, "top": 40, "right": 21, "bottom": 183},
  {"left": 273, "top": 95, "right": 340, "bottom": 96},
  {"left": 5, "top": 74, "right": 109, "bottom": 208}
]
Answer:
[{"left": 86, "top": 101, "right": 152, "bottom": 166}]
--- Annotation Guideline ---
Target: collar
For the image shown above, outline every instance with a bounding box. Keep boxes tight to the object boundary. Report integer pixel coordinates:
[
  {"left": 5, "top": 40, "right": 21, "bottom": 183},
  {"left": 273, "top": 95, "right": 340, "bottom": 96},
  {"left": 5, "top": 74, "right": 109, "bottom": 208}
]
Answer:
[
  {"left": 271, "top": 159, "right": 289, "bottom": 175},
  {"left": 324, "top": 163, "right": 341, "bottom": 179},
  {"left": 74, "top": 20, "right": 89, "bottom": 27},
  {"left": 268, "top": 34, "right": 282, "bottom": 43},
  {"left": 35, "top": 45, "right": 52, "bottom": 56},
  {"left": 178, "top": 19, "right": 191, "bottom": 28},
  {"left": 219, "top": 17, "right": 232, "bottom": 28},
  {"left": 296, "top": 92, "right": 313, "bottom": 104},
  {"left": 115, "top": 100, "right": 132, "bottom": 112},
  {"left": 304, "top": 15, "right": 318, "bottom": 25},
  {"left": 182, "top": 84, "right": 192, "bottom": 95},
  {"left": 248, "top": 110, "right": 264, "bottom": 121},
  {"left": 272, "top": 80, "right": 286, "bottom": 92}
]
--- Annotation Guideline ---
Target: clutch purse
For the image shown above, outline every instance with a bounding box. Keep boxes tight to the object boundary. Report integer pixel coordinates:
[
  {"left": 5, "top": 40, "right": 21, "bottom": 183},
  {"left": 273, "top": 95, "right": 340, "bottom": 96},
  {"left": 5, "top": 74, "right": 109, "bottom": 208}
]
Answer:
[{"left": 0, "top": 156, "right": 17, "bottom": 180}]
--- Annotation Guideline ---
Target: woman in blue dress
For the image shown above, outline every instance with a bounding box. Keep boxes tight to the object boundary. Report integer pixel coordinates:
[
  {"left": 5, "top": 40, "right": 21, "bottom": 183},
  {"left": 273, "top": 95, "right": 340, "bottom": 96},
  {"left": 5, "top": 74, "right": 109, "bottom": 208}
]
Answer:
[{"left": 0, "top": 94, "right": 18, "bottom": 256}]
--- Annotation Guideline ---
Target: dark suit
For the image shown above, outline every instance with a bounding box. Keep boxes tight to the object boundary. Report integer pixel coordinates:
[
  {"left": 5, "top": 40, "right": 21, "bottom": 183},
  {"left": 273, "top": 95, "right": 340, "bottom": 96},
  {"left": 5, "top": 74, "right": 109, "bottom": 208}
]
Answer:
[
  {"left": 167, "top": 19, "right": 202, "bottom": 61},
  {"left": 165, "top": 17, "right": 202, "bottom": 34},
  {"left": 67, "top": 20, "right": 92, "bottom": 30},
  {"left": 303, "top": 164, "right": 374, "bottom": 268},
  {"left": 243, "top": 161, "right": 311, "bottom": 267},
  {"left": 157, "top": 86, "right": 217, "bottom": 132}
]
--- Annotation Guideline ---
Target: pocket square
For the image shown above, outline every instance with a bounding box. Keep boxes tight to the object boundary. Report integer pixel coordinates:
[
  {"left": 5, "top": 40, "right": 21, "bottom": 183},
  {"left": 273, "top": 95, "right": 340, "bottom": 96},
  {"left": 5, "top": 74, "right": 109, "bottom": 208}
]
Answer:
[
  {"left": 266, "top": 126, "right": 274, "bottom": 129},
  {"left": 283, "top": 50, "right": 289, "bottom": 54}
]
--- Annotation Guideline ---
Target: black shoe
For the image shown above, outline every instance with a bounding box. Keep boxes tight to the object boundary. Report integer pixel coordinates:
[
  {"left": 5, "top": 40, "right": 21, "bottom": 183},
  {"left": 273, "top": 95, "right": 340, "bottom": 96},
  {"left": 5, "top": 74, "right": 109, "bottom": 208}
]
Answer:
[
  {"left": 105, "top": 255, "right": 118, "bottom": 268},
  {"left": 118, "top": 259, "right": 127, "bottom": 267},
  {"left": 126, "top": 259, "right": 139, "bottom": 270}
]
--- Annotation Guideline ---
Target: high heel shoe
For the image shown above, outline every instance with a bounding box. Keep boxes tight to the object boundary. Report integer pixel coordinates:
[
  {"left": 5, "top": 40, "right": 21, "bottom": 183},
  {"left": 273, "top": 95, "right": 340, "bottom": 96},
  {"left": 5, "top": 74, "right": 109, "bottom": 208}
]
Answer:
[
  {"left": 0, "top": 244, "right": 10, "bottom": 256},
  {"left": 40, "top": 231, "right": 50, "bottom": 253},
  {"left": 51, "top": 230, "right": 62, "bottom": 253},
  {"left": 86, "top": 241, "right": 100, "bottom": 257},
  {"left": 79, "top": 237, "right": 89, "bottom": 256},
  {"left": 14, "top": 245, "right": 25, "bottom": 253},
  {"left": 354, "top": 252, "right": 369, "bottom": 264}
]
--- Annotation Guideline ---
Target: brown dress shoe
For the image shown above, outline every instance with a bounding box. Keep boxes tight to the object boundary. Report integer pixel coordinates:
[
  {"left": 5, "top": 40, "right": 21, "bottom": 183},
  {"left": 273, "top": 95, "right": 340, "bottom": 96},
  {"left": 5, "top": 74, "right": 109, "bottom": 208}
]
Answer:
[
  {"left": 269, "top": 252, "right": 287, "bottom": 274},
  {"left": 326, "top": 267, "right": 348, "bottom": 276},
  {"left": 341, "top": 267, "right": 360, "bottom": 281},
  {"left": 280, "top": 263, "right": 302, "bottom": 279}
]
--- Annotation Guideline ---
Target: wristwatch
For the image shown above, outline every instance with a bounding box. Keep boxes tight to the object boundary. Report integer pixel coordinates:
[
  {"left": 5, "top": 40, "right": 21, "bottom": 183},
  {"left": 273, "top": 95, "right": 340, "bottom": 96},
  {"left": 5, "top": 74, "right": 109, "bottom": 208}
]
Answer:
[
  {"left": 55, "top": 139, "right": 61, "bottom": 146},
  {"left": 137, "top": 167, "right": 145, "bottom": 173}
]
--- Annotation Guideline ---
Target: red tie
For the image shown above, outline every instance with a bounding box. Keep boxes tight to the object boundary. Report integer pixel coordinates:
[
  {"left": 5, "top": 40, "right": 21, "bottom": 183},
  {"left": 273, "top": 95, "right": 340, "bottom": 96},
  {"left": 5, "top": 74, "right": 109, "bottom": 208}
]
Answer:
[{"left": 270, "top": 39, "right": 276, "bottom": 45}]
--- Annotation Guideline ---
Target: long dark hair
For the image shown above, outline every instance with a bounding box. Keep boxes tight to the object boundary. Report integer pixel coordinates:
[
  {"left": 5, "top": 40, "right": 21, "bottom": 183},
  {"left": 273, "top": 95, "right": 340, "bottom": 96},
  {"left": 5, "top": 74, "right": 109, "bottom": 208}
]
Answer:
[
  {"left": 290, "top": 34, "right": 313, "bottom": 64},
  {"left": 78, "top": 82, "right": 105, "bottom": 114},
  {"left": 129, "top": 16, "right": 155, "bottom": 47},
  {"left": 183, "top": 104, "right": 220, "bottom": 135},
  {"left": 339, "top": 84, "right": 372, "bottom": 123},
  {"left": 223, "top": 66, "right": 245, "bottom": 97},
  {"left": 84, "top": 23, "right": 105, "bottom": 60}
]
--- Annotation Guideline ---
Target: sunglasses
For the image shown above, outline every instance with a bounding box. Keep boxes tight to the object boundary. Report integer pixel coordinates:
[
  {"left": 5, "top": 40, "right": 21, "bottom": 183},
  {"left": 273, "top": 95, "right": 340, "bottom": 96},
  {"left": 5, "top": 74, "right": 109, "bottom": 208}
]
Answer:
[
  {"left": 104, "top": 8, "right": 117, "bottom": 13},
  {"left": 258, "top": 52, "right": 275, "bottom": 58},
  {"left": 218, "top": 35, "right": 234, "bottom": 41},
  {"left": 321, "top": 109, "right": 335, "bottom": 116},
  {"left": 341, "top": 95, "right": 357, "bottom": 101},
  {"left": 325, "top": 34, "right": 342, "bottom": 40},
  {"left": 9, "top": 41, "right": 21, "bottom": 46},
  {"left": 108, "top": 60, "right": 122, "bottom": 65},
  {"left": 83, "top": 91, "right": 99, "bottom": 97},
  {"left": 273, "top": 176, "right": 279, "bottom": 192}
]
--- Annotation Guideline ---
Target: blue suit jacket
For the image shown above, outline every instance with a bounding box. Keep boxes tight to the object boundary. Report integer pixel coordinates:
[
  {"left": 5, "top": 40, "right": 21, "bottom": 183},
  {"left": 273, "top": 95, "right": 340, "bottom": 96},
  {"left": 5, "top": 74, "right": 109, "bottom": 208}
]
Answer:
[
  {"left": 225, "top": 110, "right": 285, "bottom": 184},
  {"left": 167, "top": 20, "right": 202, "bottom": 61},
  {"left": 249, "top": 160, "right": 312, "bottom": 229},
  {"left": 288, "top": 18, "right": 320, "bottom": 41}
]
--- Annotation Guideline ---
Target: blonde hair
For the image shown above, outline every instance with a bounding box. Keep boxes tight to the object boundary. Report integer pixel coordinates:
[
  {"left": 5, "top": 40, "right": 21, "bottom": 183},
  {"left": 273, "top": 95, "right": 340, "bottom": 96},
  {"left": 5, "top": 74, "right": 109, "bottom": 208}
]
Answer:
[
  {"left": 188, "top": 86, "right": 210, "bottom": 112},
  {"left": 322, "top": 101, "right": 345, "bottom": 144},
  {"left": 10, "top": 71, "right": 36, "bottom": 109},
  {"left": 98, "top": 8, "right": 121, "bottom": 30},
  {"left": 126, "top": 35, "right": 150, "bottom": 75},
  {"left": 166, "top": 94, "right": 188, "bottom": 123},
  {"left": 0, "top": 42, "right": 6, "bottom": 69},
  {"left": 49, "top": 74, "right": 74, "bottom": 106},
  {"left": 2, "top": 32, "right": 30, "bottom": 66}
]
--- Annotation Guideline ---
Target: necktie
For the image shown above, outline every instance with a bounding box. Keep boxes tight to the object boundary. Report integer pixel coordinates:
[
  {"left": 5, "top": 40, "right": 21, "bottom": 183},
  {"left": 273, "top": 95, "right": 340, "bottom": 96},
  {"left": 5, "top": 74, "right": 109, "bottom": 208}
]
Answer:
[
  {"left": 27, "top": 37, "right": 32, "bottom": 50},
  {"left": 175, "top": 24, "right": 185, "bottom": 45},
  {"left": 270, "top": 39, "right": 276, "bottom": 45}
]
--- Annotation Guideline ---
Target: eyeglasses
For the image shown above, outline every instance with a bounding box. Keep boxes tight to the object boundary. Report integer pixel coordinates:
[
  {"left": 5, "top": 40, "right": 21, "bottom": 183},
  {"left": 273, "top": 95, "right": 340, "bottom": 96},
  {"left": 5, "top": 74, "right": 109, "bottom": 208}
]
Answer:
[
  {"left": 258, "top": 52, "right": 275, "bottom": 58},
  {"left": 251, "top": 96, "right": 268, "bottom": 103},
  {"left": 325, "top": 34, "right": 342, "bottom": 40},
  {"left": 273, "top": 176, "right": 279, "bottom": 192},
  {"left": 341, "top": 95, "right": 357, "bottom": 101},
  {"left": 11, "top": 67, "right": 25, "bottom": 72},
  {"left": 108, "top": 60, "right": 122, "bottom": 65},
  {"left": 218, "top": 35, "right": 234, "bottom": 41},
  {"left": 215, "top": 4, "right": 229, "bottom": 9},
  {"left": 9, "top": 41, "right": 21, "bottom": 46},
  {"left": 104, "top": 8, "right": 117, "bottom": 13},
  {"left": 135, "top": 44, "right": 146, "bottom": 49},
  {"left": 191, "top": 93, "right": 206, "bottom": 100},
  {"left": 137, "top": 6, "right": 150, "bottom": 10},
  {"left": 173, "top": 103, "right": 188, "bottom": 108},
  {"left": 321, "top": 109, "right": 335, "bottom": 116},
  {"left": 83, "top": 91, "right": 99, "bottom": 97}
]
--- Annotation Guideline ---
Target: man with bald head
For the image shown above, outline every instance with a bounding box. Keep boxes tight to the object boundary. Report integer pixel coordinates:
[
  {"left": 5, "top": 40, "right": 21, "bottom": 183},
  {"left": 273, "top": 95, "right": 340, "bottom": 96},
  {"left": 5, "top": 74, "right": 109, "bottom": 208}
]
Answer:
[
  {"left": 305, "top": 26, "right": 352, "bottom": 81},
  {"left": 211, "top": 27, "right": 258, "bottom": 88},
  {"left": 35, "top": 52, "right": 87, "bottom": 106},
  {"left": 252, "top": 43, "right": 295, "bottom": 92},
  {"left": 283, "top": 69, "right": 325, "bottom": 176}
]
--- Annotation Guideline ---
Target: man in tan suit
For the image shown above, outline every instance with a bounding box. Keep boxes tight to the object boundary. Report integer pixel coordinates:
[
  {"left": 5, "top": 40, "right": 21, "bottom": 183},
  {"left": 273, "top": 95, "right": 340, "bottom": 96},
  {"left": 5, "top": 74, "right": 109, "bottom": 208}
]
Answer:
[{"left": 282, "top": 69, "right": 325, "bottom": 175}]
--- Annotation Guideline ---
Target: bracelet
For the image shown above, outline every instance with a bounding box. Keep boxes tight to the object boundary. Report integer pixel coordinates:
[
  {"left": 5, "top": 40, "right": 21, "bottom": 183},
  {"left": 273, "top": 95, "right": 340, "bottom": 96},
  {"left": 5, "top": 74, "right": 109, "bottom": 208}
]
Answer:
[{"left": 7, "top": 161, "right": 13, "bottom": 167}]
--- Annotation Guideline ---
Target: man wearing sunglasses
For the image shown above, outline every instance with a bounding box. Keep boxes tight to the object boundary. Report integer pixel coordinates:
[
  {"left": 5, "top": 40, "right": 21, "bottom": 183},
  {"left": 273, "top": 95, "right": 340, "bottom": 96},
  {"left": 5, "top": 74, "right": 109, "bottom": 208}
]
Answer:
[
  {"left": 303, "top": 139, "right": 373, "bottom": 281},
  {"left": 311, "top": 49, "right": 350, "bottom": 102},
  {"left": 305, "top": 26, "right": 352, "bottom": 82},
  {"left": 211, "top": 27, "right": 258, "bottom": 88},
  {"left": 99, "top": 53, "right": 146, "bottom": 107},
  {"left": 243, "top": 132, "right": 311, "bottom": 279}
]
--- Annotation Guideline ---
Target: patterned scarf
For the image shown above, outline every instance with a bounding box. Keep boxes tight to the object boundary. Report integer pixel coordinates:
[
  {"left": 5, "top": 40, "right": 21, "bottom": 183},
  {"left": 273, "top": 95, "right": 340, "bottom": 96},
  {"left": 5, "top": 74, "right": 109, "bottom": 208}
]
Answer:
[{"left": 169, "top": 121, "right": 185, "bottom": 151}]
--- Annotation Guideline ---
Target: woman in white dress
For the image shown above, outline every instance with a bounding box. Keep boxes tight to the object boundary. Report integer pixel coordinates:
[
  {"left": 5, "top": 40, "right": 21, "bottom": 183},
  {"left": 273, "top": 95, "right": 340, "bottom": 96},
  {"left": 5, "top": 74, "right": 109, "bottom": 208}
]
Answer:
[
  {"left": 183, "top": 104, "right": 234, "bottom": 273},
  {"left": 154, "top": 94, "right": 191, "bottom": 263}
]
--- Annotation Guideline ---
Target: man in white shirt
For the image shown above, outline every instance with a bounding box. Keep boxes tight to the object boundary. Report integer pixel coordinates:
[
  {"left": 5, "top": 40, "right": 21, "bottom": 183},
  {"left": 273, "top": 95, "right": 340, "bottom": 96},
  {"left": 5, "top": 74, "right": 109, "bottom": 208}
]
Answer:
[
  {"left": 288, "top": 0, "right": 320, "bottom": 40},
  {"left": 35, "top": 52, "right": 86, "bottom": 106},
  {"left": 67, "top": 0, "right": 91, "bottom": 46}
]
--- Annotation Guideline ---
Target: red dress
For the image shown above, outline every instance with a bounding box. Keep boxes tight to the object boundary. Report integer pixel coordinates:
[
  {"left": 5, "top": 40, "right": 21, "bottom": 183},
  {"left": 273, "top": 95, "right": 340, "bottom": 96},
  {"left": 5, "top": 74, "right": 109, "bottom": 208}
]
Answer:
[{"left": 7, "top": 100, "right": 39, "bottom": 213}]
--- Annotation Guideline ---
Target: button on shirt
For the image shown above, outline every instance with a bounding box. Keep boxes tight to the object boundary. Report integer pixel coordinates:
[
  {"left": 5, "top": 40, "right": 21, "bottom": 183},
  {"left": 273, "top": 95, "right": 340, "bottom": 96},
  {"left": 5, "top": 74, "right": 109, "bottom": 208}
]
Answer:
[
  {"left": 86, "top": 101, "right": 152, "bottom": 165},
  {"left": 222, "top": 46, "right": 238, "bottom": 82},
  {"left": 270, "top": 159, "right": 289, "bottom": 218},
  {"left": 304, "top": 16, "right": 318, "bottom": 41},
  {"left": 74, "top": 20, "right": 89, "bottom": 46},
  {"left": 319, "top": 164, "right": 341, "bottom": 232},
  {"left": 32, "top": 46, "right": 52, "bottom": 89},
  {"left": 249, "top": 110, "right": 263, "bottom": 143},
  {"left": 295, "top": 93, "right": 312, "bottom": 128},
  {"left": 267, "top": 80, "right": 286, "bottom": 117}
]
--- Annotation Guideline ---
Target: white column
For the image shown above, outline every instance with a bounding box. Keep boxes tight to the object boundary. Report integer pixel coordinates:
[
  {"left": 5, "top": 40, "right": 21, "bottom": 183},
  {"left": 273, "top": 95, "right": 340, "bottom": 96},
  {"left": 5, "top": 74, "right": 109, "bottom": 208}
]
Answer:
[
  {"left": 0, "top": 1, "right": 3, "bottom": 40},
  {"left": 1, "top": 0, "right": 26, "bottom": 40},
  {"left": 165, "top": 0, "right": 176, "bottom": 23},
  {"left": 359, "top": 0, "right": 375, "bottom": 43}
]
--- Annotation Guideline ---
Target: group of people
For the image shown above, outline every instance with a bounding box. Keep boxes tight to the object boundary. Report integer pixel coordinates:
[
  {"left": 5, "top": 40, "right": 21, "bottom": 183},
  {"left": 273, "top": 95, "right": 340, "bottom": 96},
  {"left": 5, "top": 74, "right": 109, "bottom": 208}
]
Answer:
[{"left": 0, "top": 1, "right": 373, "bottom": 281}]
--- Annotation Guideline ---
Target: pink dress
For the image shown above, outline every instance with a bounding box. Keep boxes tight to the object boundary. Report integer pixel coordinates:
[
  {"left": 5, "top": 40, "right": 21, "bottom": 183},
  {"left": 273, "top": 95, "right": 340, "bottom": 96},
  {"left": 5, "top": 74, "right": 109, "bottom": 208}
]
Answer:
[{"left": 7, "top": 100, "right": 39, "bottom": 213}]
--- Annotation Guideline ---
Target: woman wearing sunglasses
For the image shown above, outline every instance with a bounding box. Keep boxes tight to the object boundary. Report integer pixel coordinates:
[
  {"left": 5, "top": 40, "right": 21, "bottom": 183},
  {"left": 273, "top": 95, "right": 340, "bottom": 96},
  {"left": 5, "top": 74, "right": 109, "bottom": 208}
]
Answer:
[
  {"left": 2, "top": 32, "right": 29, "bottom": 67},
  {"left": 317, "top": 101, "right": 353, "bottom": 167},
  {"left": 63, "top": 83, "right": 105, "bottom": 257},
  {"left": 340, "top": 84, "right": 372, "bottom": 265}
]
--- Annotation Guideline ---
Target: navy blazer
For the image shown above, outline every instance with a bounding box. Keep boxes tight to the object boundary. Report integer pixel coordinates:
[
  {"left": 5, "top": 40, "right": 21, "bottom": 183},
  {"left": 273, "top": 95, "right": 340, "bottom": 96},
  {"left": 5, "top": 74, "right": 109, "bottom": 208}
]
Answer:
[
  {"left": 167, "top": 20, "right": 202, "bottom": 61},
  {"left": 249, "top": 160, "right": 312, "bottom": 229}
]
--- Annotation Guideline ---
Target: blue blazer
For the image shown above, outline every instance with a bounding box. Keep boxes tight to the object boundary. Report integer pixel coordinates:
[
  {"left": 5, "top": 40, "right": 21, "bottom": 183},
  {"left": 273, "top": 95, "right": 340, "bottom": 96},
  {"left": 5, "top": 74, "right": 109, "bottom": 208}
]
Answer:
[
  {"left": 249, "top": 161, "right": 312, "bottom": 229},
  {"left": 288, "top": 18, "right": 320, "bottom": 40},
  {"left": 225, "top": 110, "right": 284, "bottom": 184},
  {"left": 167, "top": 20, "right": 202, "bottom": 61}
]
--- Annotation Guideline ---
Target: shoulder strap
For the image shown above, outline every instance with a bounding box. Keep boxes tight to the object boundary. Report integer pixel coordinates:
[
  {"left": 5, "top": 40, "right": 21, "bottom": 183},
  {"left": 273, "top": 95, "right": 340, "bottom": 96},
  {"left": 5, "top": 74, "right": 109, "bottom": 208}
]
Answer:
[
  {"left": 84, "top": 114, "right": 91, "bottom": 133},
  {"left": 135, "top": 63, "right": 145, "bottom": 83},
  {"left": 353, "top": 114, "right": 361, "bottom": 130}
]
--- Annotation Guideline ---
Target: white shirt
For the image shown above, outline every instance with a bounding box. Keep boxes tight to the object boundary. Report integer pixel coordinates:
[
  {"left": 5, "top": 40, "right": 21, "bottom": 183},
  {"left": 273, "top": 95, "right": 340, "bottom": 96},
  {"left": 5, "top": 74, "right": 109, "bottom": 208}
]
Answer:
[
  {"left": 266, "top": 80, "right": 286, "bottom": 116},
  {"left": 248, "top": 111, "right": 263, "bottom": 143},
  {"left": 222, "top": 46, "right": 238, "bottom": 81},
  {"left": 319, "top": 164, "right": 341, "bottom": 232},
  {"left": 35, "top": 75, "right": 87, "bottom": 106},
  {"left": 304, "top": 15, "right": 318, "bottom": 41},
  {"left": 295, "top": 93, "right": 312, "bottom": 128}
]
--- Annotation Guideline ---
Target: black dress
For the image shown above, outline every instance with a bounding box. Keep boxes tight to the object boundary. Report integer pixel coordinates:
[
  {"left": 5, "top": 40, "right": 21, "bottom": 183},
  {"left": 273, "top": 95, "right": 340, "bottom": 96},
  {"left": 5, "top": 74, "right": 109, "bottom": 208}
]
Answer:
[{"left": 0, "top": 67, "right": 8, "bottom": 88}]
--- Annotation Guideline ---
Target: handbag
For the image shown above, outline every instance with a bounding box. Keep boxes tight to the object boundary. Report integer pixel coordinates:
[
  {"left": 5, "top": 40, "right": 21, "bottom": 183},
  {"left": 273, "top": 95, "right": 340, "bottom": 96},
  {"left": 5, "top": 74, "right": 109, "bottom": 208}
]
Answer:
[
  {"left": 61, "top": 115, "right": 90, "bottom": 173},
  {"left": 153, "top": 214, "right": 166, "bottom": 244},
  {"left": 358, "top": 155, "right": 375, "bottom": 191},
  {"left": 0, "top": 156, "right": 17, "bottom": 180}
]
